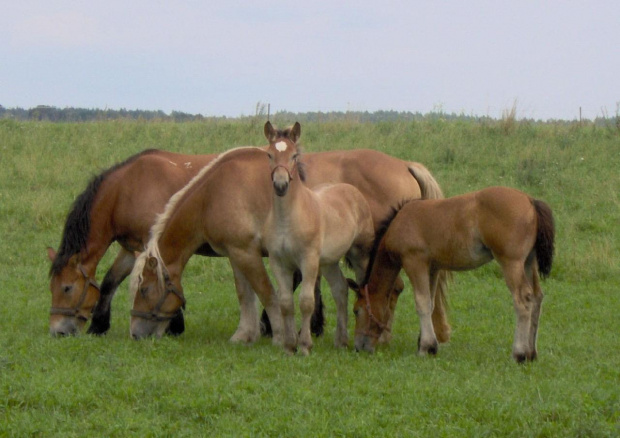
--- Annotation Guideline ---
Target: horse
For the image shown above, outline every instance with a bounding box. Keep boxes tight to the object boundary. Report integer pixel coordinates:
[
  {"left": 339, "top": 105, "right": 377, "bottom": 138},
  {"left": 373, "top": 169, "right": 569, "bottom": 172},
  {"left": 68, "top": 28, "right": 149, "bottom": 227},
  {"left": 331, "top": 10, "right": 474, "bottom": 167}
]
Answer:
[
  {"left": 47, "top": 149, "right": 217, "bottom": 336},
  {"left": 348, "top": 186, "right": 555, "bottom": 362},
  {"left": 264, "top": 122, "right": 375, "bottom": 354},
  {"left": 130, "top": 122, "right": 452, "bottom": 344}
]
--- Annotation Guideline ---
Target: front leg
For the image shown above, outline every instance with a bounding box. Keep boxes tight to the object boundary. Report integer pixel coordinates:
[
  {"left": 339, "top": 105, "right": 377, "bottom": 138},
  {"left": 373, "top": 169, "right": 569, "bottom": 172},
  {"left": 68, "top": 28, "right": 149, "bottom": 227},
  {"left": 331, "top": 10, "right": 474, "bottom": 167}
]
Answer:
[
  {"left": 88, "top": 249, "right": 135, "bottom": 335},
  {"left": 403, "top": 258, "right": 438, "bottom": 356},
  {"left": 298, "top": 259, "right": 320, "bottom": 356}
]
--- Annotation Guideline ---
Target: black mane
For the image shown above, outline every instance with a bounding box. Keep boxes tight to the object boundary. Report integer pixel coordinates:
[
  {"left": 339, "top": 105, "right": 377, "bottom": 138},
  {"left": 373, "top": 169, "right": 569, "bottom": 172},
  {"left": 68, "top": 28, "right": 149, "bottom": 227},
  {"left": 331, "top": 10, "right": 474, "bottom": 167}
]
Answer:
[
  {"left": 49, "top": 149, "right": 159, "bottom": 276},
  {"left": 362, "top": 199, "right": 416, "bottom": 285}
]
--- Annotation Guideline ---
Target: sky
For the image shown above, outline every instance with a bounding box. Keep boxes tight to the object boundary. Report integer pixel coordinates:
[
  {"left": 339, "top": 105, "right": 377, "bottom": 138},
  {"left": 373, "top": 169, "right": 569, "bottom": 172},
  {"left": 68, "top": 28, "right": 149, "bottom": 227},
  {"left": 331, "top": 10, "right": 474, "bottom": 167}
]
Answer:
[{"left": 2, "top": 1, "right": 619, "bottom": 121}]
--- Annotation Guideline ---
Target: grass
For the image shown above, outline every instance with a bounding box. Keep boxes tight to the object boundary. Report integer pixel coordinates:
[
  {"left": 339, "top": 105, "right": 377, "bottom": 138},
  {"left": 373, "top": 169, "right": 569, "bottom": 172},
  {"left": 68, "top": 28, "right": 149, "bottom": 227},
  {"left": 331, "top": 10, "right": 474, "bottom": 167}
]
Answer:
[{"left": 1, "top": 118, "right": 619, "bottom": 436}]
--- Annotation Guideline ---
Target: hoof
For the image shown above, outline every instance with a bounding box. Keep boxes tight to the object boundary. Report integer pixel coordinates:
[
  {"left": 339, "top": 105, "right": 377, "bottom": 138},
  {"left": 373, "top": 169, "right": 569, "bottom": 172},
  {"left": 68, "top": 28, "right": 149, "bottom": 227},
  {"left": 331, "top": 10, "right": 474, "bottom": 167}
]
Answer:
[
  {"left": 87, "top": 315, "right": 110, "bottom": 335},
  {"left": 230, "top": 330, "right": 258, "bottom": 345},
  {"left": 166, "top": 312, "right": 185, "bottom": 336}
]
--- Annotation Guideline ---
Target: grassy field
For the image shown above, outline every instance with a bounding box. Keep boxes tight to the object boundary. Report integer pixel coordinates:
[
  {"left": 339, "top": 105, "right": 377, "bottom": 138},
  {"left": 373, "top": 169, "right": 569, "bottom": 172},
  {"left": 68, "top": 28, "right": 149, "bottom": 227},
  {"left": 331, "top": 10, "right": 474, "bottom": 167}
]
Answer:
[{"left": 1, "top": 117, "right": 619, "bottom": 436}]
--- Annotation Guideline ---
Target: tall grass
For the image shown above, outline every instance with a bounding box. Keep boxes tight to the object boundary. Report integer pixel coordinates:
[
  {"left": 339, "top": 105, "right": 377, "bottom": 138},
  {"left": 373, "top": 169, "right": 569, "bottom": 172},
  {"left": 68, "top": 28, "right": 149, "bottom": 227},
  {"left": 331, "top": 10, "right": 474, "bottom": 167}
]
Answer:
[{"left": 1, "top": 118, "right": 619, "bottom": 436}]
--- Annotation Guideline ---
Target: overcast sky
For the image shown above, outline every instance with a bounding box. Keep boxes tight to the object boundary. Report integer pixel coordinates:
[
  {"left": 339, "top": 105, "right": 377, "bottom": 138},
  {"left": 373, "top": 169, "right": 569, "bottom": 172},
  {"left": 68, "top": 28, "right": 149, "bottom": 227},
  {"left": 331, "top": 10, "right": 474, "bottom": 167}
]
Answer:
[{"left": 2, "top": 1, "right": 619, "bottom": 120}]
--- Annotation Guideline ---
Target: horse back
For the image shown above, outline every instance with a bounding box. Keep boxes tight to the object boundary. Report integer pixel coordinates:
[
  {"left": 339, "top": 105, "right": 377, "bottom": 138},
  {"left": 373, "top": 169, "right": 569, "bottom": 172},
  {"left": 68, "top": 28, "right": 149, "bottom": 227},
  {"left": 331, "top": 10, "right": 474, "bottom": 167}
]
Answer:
[
  {"left": 313, "top": 183, "right": 374, "bottom": 261},
  {"left": 100, "top": 151, "right": 216, "bottom": 250},
  {"left": 303, "top": 149, "right": 423, "bottom": 226}
]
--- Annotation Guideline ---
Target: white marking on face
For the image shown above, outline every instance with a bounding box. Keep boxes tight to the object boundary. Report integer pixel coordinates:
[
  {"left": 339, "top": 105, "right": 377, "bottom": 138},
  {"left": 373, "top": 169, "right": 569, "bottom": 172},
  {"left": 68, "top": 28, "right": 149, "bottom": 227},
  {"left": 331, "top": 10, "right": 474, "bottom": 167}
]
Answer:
[{"left": 275, "top": 141, "right": 287, "bottom": 152}]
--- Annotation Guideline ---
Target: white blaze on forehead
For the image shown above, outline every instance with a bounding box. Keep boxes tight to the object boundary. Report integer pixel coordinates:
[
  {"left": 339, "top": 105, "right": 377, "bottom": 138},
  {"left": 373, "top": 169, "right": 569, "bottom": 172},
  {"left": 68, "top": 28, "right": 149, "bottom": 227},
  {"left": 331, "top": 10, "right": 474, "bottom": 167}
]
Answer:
[{"left": 275, "top": 141, "right": 288, "bottom": 152}]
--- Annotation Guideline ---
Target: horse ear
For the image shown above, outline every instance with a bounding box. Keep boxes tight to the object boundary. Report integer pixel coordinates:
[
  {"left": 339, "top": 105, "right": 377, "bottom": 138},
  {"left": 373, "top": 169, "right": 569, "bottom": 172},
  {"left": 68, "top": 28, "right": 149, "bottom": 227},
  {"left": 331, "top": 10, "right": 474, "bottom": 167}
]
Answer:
[
  {"left": 290, "top": 122, "right": 301, "bottom": 143},
  {"left": 264, "top": 121, "right": 275, "bottom": 142},
  {"left": 346, "top": 278, "right": 362, "bottom": 298},
  {"left": 46, "top": 247, "right": 58, "bottom": 262},
  {"left": 147, "top": 256, "right": 158, "bottom": 271}
]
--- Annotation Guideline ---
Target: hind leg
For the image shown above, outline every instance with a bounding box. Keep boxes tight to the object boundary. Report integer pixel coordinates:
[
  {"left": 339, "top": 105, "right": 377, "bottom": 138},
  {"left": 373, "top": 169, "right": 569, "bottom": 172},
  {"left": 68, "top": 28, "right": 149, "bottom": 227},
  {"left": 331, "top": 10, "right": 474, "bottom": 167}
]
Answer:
[
  {"left": 228, "top": 261, "right": 260, "bottom": 344},
  {"left": 432, "top": 270, "right": 452, "bottom": 343},
  {"left": 321, "top": 264, "right": 349, "bottom": 348},
  {"left": 88, "top": 248, "right": 135, "bottom": 335},
  {"left": 527, "top": 262, "right": 544, "bottom": 360},
  {"left": 500, "top": 259, "right": 535, "bottom": 363}
]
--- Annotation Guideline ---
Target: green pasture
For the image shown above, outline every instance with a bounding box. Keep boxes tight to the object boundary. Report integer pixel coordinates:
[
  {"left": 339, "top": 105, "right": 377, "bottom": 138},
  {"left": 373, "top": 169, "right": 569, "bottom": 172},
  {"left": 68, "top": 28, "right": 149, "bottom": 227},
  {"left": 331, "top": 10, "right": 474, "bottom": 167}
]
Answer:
[{"left": 1, "top": 118, "right": 618, "bottom": 436}]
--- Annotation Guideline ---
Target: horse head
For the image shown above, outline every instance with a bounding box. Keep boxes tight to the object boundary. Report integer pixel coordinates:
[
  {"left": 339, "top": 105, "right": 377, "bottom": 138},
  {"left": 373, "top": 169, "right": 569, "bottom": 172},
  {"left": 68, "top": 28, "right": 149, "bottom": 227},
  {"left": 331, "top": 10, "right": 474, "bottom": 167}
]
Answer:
[
  {"left": 264, "top": 121, "right": 304, "bottom": 197},
  {"left": 47, "top": 247, "right": 100, "bottom": 336},
  {"left": 347, "top": 277, "right": 404, "bottom": 352},
  {"left": 129, "top": 250, "right": 186, "bottom": 339}
]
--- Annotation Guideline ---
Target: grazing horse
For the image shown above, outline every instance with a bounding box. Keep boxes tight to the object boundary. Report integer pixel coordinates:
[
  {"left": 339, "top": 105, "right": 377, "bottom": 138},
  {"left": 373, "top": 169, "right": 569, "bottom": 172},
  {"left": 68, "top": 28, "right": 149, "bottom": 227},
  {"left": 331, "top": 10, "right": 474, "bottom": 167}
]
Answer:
[
  {"left": 264, "top": 122, "right": 374, "bottom": 354},
  {"left": 47, "top": 150, "right": 216, "bottom": 336},
  {"left": 349, "top": 186, "right": 555, "bottom": 362}
]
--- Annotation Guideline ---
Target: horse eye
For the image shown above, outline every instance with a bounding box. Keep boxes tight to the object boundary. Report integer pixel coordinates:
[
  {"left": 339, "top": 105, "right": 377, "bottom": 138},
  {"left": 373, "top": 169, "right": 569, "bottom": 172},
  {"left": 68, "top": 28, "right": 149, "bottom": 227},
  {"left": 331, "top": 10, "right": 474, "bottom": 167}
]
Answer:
[
  {"left": 63, "top": 285, "right": 72, "bottom": 294},
  {"left": 353, "top": 309, "right": 359, "bottom": 317},
  {"left": 267, "top": 152, "right": 273, "bottom": 160},
  {"left": 140, "top": 287, "right": 148, "bottom": 297}
]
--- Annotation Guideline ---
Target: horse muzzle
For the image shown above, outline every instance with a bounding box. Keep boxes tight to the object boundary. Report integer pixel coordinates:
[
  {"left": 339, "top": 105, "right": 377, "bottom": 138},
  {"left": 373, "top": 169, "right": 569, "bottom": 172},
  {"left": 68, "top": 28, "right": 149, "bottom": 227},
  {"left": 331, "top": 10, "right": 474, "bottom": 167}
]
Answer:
[
  {"left": 354, "top": 334, "right": 376, "bottom": 353},
  {"left": 49, "top": 316, "right": 82, "bottom": 336},
  {"left": 273, "top": 180, "right": 289, "bottom": 197},
  {"left": 130, "top": 316, "right": 168, "bottom": 339}
]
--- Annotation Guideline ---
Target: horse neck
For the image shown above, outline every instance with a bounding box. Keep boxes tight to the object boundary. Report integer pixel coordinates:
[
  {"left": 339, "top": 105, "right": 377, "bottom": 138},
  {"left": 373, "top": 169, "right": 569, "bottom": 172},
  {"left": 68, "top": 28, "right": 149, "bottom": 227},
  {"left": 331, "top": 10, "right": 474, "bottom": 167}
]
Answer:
[
  {"left": 271, "top": 176, "right": 314, "bottom": 226},
  {"left": 155, "top": 205, "right": 204, "bottom": 279},
  {"left": 367, "top": 239, "right": 402, "bottom": 301}
]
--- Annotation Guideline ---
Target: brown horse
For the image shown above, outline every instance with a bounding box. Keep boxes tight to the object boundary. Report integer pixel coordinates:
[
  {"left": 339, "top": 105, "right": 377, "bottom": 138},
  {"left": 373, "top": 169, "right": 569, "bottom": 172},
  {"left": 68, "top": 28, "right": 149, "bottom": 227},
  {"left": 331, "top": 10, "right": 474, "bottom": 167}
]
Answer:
[
  {"left": 130, "top": 123, "right": 452, "bottom": 343},
  {"left": 349, "top": 186, "right": 555, "bottom": 362},
  {"left": 47, "top": 150, "right": 216, "bottom": 335},
  {"left": 264, "top": 122, "right": 374, "bottom": 354}
]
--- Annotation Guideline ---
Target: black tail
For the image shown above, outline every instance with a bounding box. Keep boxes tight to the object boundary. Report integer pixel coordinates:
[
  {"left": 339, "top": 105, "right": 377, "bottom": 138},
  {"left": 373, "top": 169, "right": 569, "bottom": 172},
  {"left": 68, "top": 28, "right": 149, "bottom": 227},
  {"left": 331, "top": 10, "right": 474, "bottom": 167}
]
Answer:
[{"left": 533, "top": 199, "right": 555, "bottom": 278}]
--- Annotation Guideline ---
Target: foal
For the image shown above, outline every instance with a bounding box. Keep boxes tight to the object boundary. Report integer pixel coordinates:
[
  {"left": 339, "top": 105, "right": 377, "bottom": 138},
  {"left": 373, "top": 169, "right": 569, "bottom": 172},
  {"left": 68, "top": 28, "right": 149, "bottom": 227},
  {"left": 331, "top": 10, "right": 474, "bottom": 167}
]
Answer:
[
  {"left": 263, "top": 122, "right": 374, "bottom": 355},
  {"left": 350, "top": 186, "right": 555, "bottom": 362}
]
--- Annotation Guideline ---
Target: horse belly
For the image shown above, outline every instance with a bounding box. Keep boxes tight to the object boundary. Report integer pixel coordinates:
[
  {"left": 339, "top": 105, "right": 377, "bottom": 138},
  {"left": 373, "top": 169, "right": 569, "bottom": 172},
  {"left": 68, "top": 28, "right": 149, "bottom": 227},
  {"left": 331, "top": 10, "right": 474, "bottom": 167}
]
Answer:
[{"left": 435, "top": 241, "right": 493, "bottom": 271}]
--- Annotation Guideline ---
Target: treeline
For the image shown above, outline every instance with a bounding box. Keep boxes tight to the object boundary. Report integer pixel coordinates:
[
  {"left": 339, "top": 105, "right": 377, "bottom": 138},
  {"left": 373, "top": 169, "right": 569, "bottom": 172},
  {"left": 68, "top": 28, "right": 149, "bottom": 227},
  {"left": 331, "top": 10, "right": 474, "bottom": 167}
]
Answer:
[
  {"left": 0, "top": 104, "right": 485, "bottom": 123},
  {"left": 0, "top": 105, "right": 208, "bottom": 122},
  {"left": 1, "top": 104, "right": 618, "bottom": 128}
]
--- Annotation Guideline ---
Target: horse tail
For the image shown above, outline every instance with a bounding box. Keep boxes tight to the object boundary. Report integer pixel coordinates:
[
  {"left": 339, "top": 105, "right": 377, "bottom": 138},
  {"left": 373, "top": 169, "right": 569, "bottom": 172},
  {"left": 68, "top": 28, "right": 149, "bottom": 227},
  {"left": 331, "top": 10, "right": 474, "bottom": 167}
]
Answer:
[
  {"left": 407, "top": 162, "right": 444, "bottom": 200},
  {"left": 533, "top": 199, "right": 555, "bottom": 278},
  {"left": 408, "top": 162, "right": 451, "bottom": 343}
]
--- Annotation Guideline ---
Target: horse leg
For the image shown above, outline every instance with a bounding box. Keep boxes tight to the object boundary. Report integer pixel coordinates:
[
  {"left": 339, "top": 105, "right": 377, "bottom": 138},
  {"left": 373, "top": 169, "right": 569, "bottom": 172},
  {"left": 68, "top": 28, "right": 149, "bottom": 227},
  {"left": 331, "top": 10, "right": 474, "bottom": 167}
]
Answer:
[
  {"left": 432, "top": 270, "right": 452, "bottom": 343},
  {"left": 228, "top": 261, "right": 260, "bottom": 344},
  {"left": 87, "top": 248, "right": 135, "bottom": 335},
  {"left": 298, "top": 259, "right": 320, "bottom": 356},
  {"left": 527, "top": 261, "right": 544, "bottom": 361},
  {"left": 260, "top": 270, "right": 325, "bottom": 338},
  {"left": 270, "top": 259, "right": 296, "bottom": 353},
  {"left": 229, "top": 250, "right": 284, "bottom": 346},
  {"left": 500, "top": 259, "right": 535, "bottom": 363},
  {"left": 321, "top": 264, "right": 349, "bottom": 348},
  {"left": 402, "top": 257, "right": 438, "bottom": 356}
]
